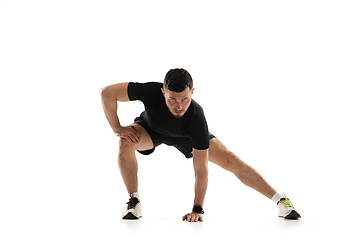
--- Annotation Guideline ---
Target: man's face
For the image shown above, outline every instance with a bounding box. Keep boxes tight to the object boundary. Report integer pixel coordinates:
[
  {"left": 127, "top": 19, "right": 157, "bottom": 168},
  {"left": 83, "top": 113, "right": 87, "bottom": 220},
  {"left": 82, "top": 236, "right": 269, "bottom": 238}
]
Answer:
[{"left": 161, "top": 87, "right": 194, "bottom": 118}]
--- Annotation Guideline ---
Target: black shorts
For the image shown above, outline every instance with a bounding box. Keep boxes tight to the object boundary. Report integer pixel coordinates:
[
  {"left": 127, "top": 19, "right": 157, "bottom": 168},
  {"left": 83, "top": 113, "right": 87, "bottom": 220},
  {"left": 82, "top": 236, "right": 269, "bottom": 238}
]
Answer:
[{"left": 134, "top": 116, "right": 216, "bottom": 159}]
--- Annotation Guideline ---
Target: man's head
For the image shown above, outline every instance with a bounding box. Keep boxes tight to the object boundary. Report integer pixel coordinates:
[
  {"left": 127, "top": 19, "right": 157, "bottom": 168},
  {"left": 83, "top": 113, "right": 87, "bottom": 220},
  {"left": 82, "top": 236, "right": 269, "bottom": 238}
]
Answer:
[{"left": 162, "top": 68, "right": 194, "bottom": 118}]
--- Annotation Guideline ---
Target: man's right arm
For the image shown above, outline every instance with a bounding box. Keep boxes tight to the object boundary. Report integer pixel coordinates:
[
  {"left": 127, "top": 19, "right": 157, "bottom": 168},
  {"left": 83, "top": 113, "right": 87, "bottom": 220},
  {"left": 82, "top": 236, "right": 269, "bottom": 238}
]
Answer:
[{"left": 100, "top": 82, "right": 140, "bottom": 143}]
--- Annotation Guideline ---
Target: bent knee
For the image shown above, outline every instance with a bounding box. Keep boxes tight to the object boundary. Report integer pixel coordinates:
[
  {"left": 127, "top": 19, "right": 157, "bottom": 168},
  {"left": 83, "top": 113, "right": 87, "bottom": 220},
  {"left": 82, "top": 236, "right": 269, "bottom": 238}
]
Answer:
[{"left": 119, "top": 138, "right": 136, "bottom": 155}]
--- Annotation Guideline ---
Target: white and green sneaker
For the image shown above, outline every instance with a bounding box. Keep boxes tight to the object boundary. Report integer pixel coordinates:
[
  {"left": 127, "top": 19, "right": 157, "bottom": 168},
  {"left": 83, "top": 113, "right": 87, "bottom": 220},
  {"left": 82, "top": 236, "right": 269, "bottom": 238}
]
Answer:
[{"left": 277, "top": 194, "right": 301, "bottom": 219}]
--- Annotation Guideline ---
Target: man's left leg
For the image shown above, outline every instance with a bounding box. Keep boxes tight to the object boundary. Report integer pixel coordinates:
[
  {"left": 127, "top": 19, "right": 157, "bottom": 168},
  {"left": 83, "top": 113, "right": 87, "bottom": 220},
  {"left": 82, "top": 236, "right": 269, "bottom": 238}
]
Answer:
[
  {"left": 208, "top": 138, "right": 276, "bottom": 198},
  {"left": 208, "top": 137, "right": 301, "bottom": 219}
]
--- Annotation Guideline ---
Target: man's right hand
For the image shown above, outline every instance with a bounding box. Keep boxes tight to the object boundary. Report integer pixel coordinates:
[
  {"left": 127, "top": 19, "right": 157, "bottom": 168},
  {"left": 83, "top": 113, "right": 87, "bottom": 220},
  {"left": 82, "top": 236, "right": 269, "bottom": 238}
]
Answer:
[{"left": 116, "top": 126, "right": 141, "bottom": 144}]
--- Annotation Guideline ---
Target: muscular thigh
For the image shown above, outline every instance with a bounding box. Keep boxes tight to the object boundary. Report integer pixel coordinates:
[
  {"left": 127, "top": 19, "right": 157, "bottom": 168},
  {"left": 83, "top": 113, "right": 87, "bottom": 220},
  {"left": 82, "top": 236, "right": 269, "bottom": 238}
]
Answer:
[
  {"left": 208, "top": 138, "right": 232, "bottom": 169},
  {"left": 131, "top": 123, "right": 155, "bottom": 151}
]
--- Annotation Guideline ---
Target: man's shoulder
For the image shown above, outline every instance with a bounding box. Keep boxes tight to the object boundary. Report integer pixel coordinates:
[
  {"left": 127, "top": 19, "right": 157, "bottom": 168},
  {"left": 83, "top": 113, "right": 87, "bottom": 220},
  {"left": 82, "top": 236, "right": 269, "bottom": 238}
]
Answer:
[
  {"left": 128, "top": 82, "right": 163, "bottom": 101},
  {"left": 186, "top": 100, "right": 207, "bottom": 125},
  {"left": 186, "top": 100, "right": 209, "bottom": 149},
  {"left": 191, "top": 100, "right": 205, "bottom": 116},
  {"left": 129, "top": 82, "right": 162, "bottom": 88}
]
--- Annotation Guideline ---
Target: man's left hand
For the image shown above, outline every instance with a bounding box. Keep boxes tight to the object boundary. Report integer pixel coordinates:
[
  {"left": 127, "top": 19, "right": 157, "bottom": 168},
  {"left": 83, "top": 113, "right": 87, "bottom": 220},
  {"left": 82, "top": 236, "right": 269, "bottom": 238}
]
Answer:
[{"left": 182, "top": 212, "right": 203, "bottom": 222}]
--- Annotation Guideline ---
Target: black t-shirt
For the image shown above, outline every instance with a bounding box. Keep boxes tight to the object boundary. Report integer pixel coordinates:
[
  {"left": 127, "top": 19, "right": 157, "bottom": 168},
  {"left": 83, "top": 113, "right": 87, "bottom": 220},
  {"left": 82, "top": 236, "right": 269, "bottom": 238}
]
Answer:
[{"left": 127, "top": 82, "right": 210, "bottom": 150}]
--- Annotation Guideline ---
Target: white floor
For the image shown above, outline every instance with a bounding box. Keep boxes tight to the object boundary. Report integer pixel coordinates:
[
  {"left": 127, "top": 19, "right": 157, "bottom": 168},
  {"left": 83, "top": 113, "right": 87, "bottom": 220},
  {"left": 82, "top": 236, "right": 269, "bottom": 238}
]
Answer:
[
  {"left": 1, "top": 145, "right": 358, "bottom": 239},
  {"left": 1, "top": 1, "right": 360, "bottom": 239},
  {"left": 1, "top": 196, "right": 357, "bottom": 240}
]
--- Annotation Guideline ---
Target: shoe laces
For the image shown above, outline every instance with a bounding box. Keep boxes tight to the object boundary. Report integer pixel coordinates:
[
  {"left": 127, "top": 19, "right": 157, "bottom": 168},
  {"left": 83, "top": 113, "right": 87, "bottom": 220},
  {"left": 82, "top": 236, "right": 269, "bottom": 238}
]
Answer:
[
  {"left": 126, "top": 197, "right": 139, "bottom": 210},
  {"left": 278, "top": 194, "right": 294, "bottom": 209}
]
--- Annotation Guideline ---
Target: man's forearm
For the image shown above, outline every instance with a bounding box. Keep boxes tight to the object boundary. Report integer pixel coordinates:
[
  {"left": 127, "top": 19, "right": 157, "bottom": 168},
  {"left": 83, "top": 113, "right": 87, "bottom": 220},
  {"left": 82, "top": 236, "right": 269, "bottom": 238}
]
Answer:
[
  {"left": 192, "top": 149, "right": 209, "bottom": 208},
  {"left": 193, "top": 170, "right": 208, "bottom": 207},
  {"left": 183, "top": 169, "right": 208, "bottom": 222},
  {"left": 100, "top": 88, "right": 122, "bottom": 133}
]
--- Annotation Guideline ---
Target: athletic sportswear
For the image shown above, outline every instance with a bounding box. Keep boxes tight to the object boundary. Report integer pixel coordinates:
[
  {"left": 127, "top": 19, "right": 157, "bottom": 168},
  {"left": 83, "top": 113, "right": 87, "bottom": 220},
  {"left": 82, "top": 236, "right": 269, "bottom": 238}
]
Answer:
[
  {"left": 277, "top": 194, "right": 301, "bottom": 219},
  {"left": 122, "top": 194, "right": 142, "bottom": 219},
  {"left": 128, "top": 82, "right": 214, "bottom": 158}
]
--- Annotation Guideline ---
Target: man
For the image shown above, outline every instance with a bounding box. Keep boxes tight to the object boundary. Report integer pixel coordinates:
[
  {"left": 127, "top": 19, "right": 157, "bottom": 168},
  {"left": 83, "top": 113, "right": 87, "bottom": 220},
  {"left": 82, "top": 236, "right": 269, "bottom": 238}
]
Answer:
[{"left": 100, "top": 68, "right": 301, "bottom": 222}]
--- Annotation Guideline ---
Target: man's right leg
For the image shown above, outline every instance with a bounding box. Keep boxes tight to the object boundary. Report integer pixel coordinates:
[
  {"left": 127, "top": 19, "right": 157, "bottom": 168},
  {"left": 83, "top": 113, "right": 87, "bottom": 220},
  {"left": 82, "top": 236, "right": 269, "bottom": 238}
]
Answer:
[
  {"left": 118, "top": 123, "right": 154, "bottom": 193},
  {"left": 117, "top": 124, "right": 154, "bottom": 219}
]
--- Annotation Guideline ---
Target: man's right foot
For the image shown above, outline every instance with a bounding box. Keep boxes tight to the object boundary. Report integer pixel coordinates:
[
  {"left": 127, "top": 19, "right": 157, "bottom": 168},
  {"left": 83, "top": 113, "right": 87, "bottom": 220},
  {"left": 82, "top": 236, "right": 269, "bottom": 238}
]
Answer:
[{"left": 122, "top": 194, "right": 142, "bottom": 220}]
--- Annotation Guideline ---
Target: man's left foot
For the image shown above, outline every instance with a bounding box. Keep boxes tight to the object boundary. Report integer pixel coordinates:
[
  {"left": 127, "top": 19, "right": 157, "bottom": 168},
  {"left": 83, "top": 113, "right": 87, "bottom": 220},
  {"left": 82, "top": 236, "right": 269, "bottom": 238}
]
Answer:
[{"left": 277, "top": 194, "right": 301, "bottom": 219}]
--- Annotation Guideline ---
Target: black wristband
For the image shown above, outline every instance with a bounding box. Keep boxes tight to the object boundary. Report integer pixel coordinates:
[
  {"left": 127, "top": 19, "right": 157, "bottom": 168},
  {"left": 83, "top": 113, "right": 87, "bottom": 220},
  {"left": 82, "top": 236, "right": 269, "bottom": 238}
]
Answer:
[{"left": 192, "top": 205, "right": 204, "bottom": 214}]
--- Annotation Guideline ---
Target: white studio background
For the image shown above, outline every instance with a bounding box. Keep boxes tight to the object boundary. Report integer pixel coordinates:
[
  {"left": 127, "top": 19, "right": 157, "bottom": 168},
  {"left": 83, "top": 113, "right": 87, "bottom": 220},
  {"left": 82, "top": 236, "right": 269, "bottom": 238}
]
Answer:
[{"left": 0, "top": 0, "right": 359, "bottom": 239}]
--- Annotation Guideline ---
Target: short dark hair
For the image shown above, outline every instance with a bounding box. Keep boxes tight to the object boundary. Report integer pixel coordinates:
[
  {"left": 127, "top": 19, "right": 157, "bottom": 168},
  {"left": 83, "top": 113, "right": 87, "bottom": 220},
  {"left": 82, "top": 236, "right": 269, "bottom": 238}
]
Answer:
[{"left": 163, "top": 68, "right": 193, "bottom": 93}]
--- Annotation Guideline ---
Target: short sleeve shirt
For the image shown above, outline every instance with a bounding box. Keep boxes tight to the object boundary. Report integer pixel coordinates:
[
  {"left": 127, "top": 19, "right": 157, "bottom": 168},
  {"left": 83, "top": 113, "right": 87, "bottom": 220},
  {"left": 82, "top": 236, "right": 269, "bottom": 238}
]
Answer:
[{"left": 127, "top": 82, "right": 210, "bottom": 150}]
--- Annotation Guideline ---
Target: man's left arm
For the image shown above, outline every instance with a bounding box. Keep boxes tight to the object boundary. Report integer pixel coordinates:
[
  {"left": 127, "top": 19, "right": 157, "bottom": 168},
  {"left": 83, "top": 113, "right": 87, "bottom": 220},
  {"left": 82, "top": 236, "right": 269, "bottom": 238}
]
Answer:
[{"left": 182, "top": 148, "right": 209, "bottom": 222}]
